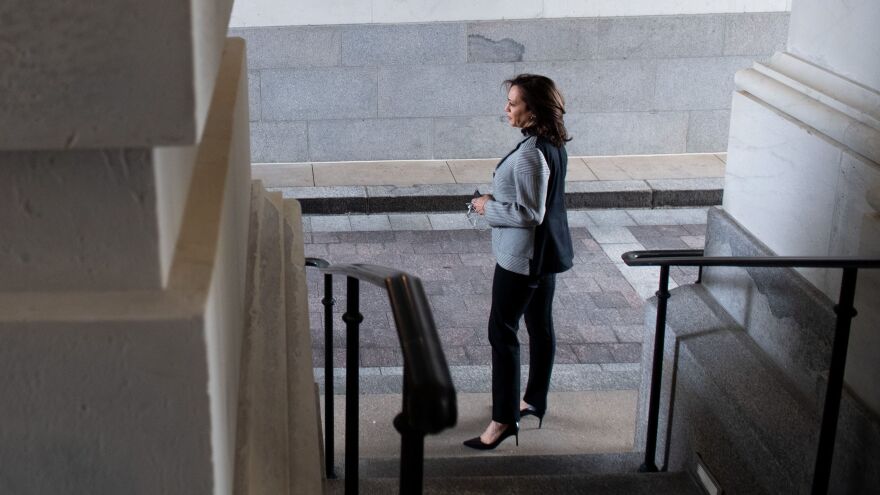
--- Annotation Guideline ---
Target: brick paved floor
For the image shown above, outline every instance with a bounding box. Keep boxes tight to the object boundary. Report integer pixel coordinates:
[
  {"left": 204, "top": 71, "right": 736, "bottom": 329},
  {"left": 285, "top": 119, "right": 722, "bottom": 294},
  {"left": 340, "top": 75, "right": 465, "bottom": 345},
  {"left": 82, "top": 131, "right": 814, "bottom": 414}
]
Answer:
[{"left": 304, "top": 211, "right": 707, "bottom": 373}]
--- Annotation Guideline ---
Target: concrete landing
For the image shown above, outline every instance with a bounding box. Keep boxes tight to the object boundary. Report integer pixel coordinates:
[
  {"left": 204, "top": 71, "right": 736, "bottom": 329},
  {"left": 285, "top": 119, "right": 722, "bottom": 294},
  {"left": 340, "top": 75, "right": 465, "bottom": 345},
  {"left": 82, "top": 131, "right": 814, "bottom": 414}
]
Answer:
[{"left": 323, "top": 390, "right": 637, "bottom": 462}]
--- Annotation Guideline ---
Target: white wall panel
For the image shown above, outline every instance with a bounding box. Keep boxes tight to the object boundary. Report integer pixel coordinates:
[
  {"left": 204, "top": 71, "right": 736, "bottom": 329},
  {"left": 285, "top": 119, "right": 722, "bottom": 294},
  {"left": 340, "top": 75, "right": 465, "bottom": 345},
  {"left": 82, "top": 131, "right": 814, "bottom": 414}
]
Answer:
[{"left": 230, "top": 0, "right": 789, "bottom": 27}]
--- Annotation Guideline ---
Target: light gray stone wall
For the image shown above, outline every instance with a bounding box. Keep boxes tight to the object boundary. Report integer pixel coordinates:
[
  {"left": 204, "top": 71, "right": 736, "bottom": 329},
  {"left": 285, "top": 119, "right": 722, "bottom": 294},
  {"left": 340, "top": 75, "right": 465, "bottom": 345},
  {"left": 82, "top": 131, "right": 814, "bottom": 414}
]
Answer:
[{"left": 231, "top": 13, "right": 788, "bottom": 163}]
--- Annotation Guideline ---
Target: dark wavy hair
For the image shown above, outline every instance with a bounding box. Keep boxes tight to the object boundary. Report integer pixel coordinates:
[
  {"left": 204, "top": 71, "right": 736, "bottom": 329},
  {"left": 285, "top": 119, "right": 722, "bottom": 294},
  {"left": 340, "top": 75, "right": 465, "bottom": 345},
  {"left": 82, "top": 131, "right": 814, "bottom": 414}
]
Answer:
[{"left": 504, "top": 74, "right": 571, "bottom": 147}]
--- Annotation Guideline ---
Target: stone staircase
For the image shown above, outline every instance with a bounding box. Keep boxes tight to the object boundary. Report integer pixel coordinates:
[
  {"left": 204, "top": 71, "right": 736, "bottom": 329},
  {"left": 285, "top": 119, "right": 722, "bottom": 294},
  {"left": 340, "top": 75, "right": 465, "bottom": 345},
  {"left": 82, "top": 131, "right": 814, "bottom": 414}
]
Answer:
[
  {"left": 264, "top": 183, "right": 709, "bottom": 493},
  {"left": 257, "top": 189, "right": 879, "bottom": 494},
  {"left": 636, "top": 208, "right": 880, "bottom": 494},
  {"left": 235, "top": 182, "right": 324, "bottom": 495}
]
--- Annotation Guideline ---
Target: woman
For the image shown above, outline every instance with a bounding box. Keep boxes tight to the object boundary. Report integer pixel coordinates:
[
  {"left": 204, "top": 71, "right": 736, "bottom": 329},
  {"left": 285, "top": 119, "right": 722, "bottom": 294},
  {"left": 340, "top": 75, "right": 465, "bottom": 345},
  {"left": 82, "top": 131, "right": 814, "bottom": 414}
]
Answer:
[{"left": 464, "top": 74, "right": 574, "bottom": 450}]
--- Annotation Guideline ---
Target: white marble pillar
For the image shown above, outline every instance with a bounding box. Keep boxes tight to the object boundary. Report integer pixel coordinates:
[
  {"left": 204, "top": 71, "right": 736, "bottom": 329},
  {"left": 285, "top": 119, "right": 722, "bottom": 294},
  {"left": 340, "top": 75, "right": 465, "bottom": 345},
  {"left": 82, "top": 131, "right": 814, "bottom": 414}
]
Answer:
[
  {"left": 723, "top": 0, "right": 880, "bottom": 411},
  {"left": 0, "top": 1, "right": 251, "bottom": 494}
]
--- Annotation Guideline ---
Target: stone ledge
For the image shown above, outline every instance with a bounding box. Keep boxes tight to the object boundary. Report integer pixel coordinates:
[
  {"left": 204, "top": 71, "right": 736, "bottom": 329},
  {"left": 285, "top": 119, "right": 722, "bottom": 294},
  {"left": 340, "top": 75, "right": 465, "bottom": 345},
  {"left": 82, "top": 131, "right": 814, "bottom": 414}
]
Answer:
[{"left": 272, "top": 180, "right": 722, "bottom": 214}]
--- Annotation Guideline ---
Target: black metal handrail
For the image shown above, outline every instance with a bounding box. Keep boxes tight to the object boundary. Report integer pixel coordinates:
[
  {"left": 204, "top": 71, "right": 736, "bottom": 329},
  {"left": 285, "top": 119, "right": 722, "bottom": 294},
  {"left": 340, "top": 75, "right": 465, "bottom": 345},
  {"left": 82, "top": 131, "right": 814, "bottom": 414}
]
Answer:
[
  {"left": 304, "top": 257, "right": 336, "bottom": 481},
  {"left": 305, "top": 258, "right": 457, "bottom": 495},
  {"left": 622, "top": 249, "right": 880, "bottom": 495}
]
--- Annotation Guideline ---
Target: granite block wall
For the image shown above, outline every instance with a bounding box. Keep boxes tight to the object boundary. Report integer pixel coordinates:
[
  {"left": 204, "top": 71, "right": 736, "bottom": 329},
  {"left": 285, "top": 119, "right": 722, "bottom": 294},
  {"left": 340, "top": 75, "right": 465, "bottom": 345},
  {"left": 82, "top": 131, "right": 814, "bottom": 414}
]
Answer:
[{"left": 231, "top": 12, "right": 788, "bottom": 163}]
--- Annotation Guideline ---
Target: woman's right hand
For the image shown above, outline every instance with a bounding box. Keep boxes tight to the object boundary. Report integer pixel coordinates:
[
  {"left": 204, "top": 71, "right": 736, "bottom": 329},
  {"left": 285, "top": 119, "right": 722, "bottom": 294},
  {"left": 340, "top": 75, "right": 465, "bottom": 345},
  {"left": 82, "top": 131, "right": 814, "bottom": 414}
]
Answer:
[{"left": 471, "top": 194, "right": 493, "bottom": 215}]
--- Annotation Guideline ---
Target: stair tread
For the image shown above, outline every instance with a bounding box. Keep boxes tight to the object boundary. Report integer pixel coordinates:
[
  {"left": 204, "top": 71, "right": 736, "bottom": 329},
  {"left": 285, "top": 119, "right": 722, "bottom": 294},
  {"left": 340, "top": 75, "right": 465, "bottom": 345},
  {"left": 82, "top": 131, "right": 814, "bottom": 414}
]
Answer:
[
  {"left": 665, "top": 285, "right": 818, "bottom": 461},
  {"left": 330, "top": 471, "right": 701, "bottom": 494},
  {"left": 358, "top": 452, "right": 643, "bottom": 478}
]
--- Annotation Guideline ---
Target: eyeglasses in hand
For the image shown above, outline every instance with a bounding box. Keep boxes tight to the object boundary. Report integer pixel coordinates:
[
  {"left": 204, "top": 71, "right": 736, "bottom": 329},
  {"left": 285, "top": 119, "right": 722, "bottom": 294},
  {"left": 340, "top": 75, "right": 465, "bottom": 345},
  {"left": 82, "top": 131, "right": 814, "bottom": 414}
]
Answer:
[{"left": 466, "top": 202, "right": 489, "bottom": 231}]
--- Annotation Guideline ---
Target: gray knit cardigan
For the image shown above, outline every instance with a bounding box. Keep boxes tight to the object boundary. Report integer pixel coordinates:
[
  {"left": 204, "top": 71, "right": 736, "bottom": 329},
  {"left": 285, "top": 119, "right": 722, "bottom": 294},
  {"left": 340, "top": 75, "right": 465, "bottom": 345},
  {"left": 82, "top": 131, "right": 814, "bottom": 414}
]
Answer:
[{"left": 484, "top": 136, "right": 550, "bottom": 275}]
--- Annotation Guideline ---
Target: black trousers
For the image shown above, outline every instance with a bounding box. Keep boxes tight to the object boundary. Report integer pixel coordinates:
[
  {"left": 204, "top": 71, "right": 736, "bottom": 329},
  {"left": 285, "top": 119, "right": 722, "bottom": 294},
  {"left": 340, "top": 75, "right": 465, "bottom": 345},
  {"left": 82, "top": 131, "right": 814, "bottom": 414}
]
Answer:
[{"left": 488, "top": 264, "right": 557, "bottom": 424}]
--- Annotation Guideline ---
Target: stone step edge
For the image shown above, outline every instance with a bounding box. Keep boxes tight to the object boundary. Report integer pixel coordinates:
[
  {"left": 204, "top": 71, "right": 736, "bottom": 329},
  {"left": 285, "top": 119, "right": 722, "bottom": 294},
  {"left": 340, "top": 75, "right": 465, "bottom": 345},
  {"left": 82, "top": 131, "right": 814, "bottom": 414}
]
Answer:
[
  {"left": 272, "top": 178, "right": 724, "bottom": 214},
  {"left": 355, "top": 451, "right": 644, "bottom": 479},
  {"left": 643, "top": 284, "right": 818, "bottom": 491},
  {"left": 328, "top": 471, "right": 702, "bottom": 495}
]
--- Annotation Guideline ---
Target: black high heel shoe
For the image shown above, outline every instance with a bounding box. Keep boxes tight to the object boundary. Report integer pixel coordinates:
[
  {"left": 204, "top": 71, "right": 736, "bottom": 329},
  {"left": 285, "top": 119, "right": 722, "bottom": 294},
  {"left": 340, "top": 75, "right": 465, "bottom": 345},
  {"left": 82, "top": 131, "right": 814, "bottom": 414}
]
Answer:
[
  {"left": 463, "top": 423, "right": 519, "bottom": 450},
  {"left": 520, "top": 406, "right": 545, "bottom": 429}
]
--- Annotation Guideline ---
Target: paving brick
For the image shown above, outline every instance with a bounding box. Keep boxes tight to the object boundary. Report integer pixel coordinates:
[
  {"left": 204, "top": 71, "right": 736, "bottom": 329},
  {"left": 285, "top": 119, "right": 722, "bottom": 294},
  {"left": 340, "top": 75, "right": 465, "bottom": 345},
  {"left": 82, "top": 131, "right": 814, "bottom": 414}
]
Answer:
[
  {"left": 305, "top": 244, "right": 328, "bottom": 257},
  {"left": 554, "top": 345, "right": 580, "bottom": 364},
  {"left": 349, "top": 215, "right": 393, "bottom": 231},
  {"left": 572, "top": 344, "right": 615, "bottom": 364},
  {"left": 626, "top": 225, "right": 662, "bottom": 242},
  {"left": 589, "top": 291, "right": 631, "bottom": 309},
  {"left": 588, "top": 225, "right": 639, "bottom": 244},
  {"left": 443, "top": 346, "right": 473, "bottom": 366},
  {"left": 671, "top": 266, "right": 701, "bottom": 286},
  {"left": 558, "top": 277, "right": 601, "bottom": 293},
  {"left": 570, "top": 227, "right": 593, "bottom": 241},
  {"left": 662, "top": 208, "right": 710, "bottom": 225},
  {"left": 655, "top": 225, "right": 689, "bottom": 237},
  {"left": 555, "top": 325, "right": 589, "bottom": 344},
  {"left": 311, "top": 215, "right": 353, "bottom": 232},
  {"left": 609, "top": 343, "right": 642, "bottom": 363},
  {"left": 613, "top": 325, "right": 645, "bottom": 343},
  {"left": 638, "top": 236, "right": 690, "bottom": 250},
  {"left": 625, "top": 209, "right": 679, "bottom": 225},
  {"left": 429, "top": 213, "right": 473, "bottom": 231},
  {"left": 360, "top": 347, "right": 403, "bottom": 367},
  {"left": 437, "top": 327, "right": 480, "bottom": 347},
  {"left": 587, "top": 209, "right": 637, "bottom": 226},
  {"left": 465, "top": 345, "right": 493, "bottom": 366},
  {"left": 301, "top": 225, "right": 711, "bottom": 371},
  {"left": 578, "top": 324, "right": 620, "bottom": 343},
  {"left": 681, "top": 235, "right": 706, "bottom": 249},
  {"left": 599, "top": 243, "right": 645, "bottom": 265},
  {"left": 388, "top": 214, "right": 432, "bottom": 231},
  {"left": 682, "top": 223, "right": 708, "bottom": 236},
  {"left": 355, "top": 243, "right": 392, "bottom": 257},
  {"left": 327, "top": 243, "right": 358, "bottom": 256}
]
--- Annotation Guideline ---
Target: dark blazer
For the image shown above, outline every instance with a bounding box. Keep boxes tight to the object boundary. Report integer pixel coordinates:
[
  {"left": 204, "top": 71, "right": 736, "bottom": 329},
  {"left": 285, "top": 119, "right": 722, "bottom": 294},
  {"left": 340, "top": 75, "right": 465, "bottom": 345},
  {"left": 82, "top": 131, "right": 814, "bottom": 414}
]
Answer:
[{"left": 530, "top": 137, "right": 574, "bottom": 276}]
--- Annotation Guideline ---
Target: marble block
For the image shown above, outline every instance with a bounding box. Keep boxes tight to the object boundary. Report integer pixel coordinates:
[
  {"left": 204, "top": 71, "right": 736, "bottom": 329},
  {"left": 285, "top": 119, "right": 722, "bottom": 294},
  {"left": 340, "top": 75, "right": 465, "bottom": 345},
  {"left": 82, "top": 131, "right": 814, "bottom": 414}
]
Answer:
[
  {"left": 0, "top": 0, "right": 234, "bottom": 149},
  {"left": 0, "top": 147, "right": 195, "bottom": 291}
]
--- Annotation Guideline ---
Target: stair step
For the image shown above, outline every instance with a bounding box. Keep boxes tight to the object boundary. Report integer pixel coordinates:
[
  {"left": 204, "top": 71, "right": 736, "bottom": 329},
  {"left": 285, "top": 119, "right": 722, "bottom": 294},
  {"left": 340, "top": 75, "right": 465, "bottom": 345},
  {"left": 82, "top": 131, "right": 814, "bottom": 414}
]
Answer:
[
  {"left": 236, "top": 184, "right": 323, "bottom": 495},
  {"left": 358, "top": 452, "right": 643, "bottom": 479},
  {"left": 647, "top": 283, "right": 819, "bottom": 493},
  {"left": 328, "top": 471, "right": 701, "bottom": 495}
]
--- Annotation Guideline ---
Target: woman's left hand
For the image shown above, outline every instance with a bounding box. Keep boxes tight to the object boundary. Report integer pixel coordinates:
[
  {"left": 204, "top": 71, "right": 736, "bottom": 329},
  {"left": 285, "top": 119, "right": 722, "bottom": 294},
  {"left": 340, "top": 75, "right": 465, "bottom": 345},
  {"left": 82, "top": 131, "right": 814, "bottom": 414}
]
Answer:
[{"left": 471, "top": 194, "right": 493, "bottom": 215}]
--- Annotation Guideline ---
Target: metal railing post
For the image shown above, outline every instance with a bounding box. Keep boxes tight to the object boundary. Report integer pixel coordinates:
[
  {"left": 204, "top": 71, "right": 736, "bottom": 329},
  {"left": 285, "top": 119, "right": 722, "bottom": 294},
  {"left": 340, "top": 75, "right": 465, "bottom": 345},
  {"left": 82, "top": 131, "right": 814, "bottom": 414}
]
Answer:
[
  {"left": 307, "top": 262, "right": 457, "bottom": 494},
  {"left": 811, "top": 267, "right": 859, "bottom": 494},
  {"left": 640, "top": 264, "right": 671, "bottom": 473},
  {"left": 396, "top": 371, "right": 425, "bottom": 494},
  {"left": 322, "top": 273, "right": 337, "bottom": 479},
  {"left": 342, "top": 276, "right": 363, "bottom": 495}
]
